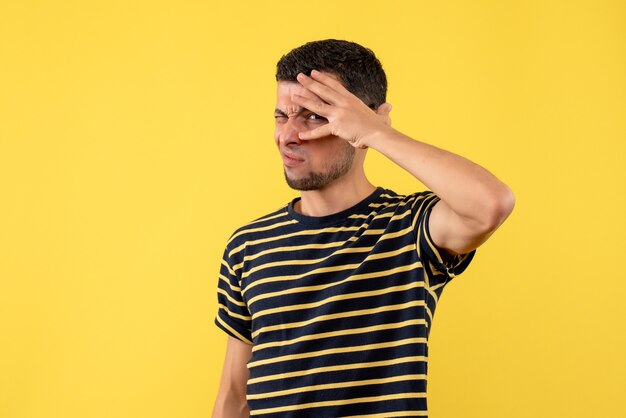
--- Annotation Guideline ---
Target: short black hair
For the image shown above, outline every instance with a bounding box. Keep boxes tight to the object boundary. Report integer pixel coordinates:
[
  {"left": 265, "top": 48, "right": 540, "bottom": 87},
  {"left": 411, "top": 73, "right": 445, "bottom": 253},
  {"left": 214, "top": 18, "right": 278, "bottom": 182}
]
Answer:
[{"left": 276, "top": 39, "right": 387, "bottom": 109}]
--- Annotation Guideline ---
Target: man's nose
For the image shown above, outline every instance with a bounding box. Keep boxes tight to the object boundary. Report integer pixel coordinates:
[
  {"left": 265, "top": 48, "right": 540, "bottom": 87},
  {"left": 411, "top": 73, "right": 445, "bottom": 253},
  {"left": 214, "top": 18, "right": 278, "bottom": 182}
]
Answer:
[{"left": 278, "top": 117, "right": 305, "bottom": 146}]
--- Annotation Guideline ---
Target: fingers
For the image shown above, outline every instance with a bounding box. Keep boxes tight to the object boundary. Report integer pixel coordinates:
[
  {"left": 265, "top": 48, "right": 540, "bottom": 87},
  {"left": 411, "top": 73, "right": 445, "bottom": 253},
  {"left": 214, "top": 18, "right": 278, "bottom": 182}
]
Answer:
[
  {"left": 299, "top": 124, "right": 333, "bottom": 140},
  {"left": 296, "top": 71, "right": 345, "bottom": 105},
  {"left": 309, "top": 69, "right": 350, "bottom": 95},
  {"left": 291, "top": 94, "right": 331, "bottom": 116}
]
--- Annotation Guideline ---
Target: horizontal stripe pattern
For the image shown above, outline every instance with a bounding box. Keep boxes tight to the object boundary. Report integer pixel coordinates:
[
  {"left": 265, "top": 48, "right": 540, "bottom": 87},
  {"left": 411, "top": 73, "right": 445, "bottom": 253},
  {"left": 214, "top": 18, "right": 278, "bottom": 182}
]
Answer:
[{"left": 214, "top": 187, "right": 476, "bottom": 417}]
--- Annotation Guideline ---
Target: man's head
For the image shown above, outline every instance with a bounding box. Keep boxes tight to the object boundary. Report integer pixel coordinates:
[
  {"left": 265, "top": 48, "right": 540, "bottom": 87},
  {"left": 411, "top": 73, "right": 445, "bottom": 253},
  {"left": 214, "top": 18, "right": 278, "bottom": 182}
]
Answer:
[
  {"left": 274, "top": 39, "right": 388, "bottom": 191},
  {"left": 276, "top": 39, "right": 387, "bottom": 109}
]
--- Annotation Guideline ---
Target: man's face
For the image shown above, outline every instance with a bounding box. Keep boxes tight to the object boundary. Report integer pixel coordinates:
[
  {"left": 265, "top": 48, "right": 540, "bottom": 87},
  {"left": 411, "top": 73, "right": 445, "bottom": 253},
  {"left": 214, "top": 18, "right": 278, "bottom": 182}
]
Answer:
[{"left": 274, "top": 76, "right": 355, "bottom": 191}]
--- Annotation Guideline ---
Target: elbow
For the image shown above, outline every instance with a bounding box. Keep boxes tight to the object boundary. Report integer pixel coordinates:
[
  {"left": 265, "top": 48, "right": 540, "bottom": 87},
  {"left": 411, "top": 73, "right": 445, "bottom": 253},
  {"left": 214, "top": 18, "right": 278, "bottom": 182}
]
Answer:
[{"left": 484, "top": 185, "right": 516, "bottom": 231}]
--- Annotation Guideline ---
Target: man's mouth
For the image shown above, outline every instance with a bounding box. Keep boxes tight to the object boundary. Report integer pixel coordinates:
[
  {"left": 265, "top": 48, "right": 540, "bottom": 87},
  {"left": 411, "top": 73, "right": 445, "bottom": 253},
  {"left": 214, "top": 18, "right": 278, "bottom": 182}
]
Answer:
[{"left": 282, "top": 151, "right": 305, "bottom": 167}]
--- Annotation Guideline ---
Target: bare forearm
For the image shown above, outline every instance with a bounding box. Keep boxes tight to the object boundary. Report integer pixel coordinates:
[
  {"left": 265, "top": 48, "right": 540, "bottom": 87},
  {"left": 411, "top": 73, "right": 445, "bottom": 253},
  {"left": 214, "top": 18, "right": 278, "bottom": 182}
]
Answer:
[
  {"left": 369, "top": 127, "right": 514, "bottom": 226},
  {"left": 212, "top": 393, "right": 249, "bottom": 418}
]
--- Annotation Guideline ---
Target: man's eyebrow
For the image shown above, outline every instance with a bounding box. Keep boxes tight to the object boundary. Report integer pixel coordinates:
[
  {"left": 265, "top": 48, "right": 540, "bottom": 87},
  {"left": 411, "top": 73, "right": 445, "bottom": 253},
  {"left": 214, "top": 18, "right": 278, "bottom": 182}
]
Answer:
[{"left": 274, "top": 108, "right": 304, "bottom": 116}]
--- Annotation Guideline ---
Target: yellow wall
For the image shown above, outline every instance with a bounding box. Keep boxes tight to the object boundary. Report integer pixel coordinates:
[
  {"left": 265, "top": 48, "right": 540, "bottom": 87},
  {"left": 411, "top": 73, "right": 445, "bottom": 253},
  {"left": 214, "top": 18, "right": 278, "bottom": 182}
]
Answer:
[{"left": 1, "top": 1, "right": 624, "bottom": 417}]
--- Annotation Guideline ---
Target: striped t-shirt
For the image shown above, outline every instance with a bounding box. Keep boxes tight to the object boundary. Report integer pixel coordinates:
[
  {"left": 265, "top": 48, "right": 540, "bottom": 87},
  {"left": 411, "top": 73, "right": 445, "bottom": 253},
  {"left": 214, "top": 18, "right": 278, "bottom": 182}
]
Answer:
[{"left": 214, "top": 186, "right": 476, "bottom": 417}]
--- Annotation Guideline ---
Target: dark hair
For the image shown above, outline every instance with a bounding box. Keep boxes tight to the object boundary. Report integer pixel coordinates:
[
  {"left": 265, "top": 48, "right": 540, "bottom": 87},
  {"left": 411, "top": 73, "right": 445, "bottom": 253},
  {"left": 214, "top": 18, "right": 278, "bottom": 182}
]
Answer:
[{"left": 275, "top": 39, "right": 387, "bottom": 109}]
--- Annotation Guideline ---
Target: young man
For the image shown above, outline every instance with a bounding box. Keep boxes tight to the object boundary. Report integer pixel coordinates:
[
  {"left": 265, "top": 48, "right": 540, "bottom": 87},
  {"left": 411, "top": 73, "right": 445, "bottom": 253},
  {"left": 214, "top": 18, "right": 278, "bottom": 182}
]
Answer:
[{"left": 212, "top": 39, "right": 515, "bottom": 418}]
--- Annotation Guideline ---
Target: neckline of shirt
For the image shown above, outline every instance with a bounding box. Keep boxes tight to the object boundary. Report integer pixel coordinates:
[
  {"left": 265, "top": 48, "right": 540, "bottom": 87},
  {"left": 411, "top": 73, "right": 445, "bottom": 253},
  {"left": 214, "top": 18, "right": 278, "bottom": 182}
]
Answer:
[{"left": 286, "top": 186, "right": 385, "bottom": 227}]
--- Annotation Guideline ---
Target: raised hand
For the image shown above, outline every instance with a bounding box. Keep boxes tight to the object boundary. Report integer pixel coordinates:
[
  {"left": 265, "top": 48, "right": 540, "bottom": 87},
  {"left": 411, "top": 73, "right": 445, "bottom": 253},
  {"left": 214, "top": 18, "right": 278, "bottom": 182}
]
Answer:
[{"left": 291, "top": 69, "right": 393, "bottom": 149}]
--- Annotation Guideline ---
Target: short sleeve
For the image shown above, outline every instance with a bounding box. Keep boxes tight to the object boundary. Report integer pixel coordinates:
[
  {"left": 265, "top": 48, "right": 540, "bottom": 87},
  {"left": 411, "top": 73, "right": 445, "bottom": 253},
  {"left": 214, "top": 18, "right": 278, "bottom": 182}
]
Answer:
[
  {"left": 413, "top": 191, "right": 476, "bottom": 288},
  {"left": 214, "top": 246, "right": 253, "bottom": 345}
]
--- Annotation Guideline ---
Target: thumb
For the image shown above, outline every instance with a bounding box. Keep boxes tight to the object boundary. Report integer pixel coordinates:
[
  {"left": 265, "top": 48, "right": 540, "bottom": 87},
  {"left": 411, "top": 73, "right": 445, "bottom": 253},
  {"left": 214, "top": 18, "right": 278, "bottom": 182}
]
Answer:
[
  {"left": 376, "top": 103, "right": 393, "bottom": 126},
  {"left": 377, "top": 103, "right": 392, "bottom": 116}
]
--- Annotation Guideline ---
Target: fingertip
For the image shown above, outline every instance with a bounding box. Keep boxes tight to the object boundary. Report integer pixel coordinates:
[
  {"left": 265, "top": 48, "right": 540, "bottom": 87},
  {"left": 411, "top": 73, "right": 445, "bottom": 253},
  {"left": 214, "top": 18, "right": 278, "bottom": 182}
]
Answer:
[{"left": 299, "top": 132, "right": 314, "bottom": 141}]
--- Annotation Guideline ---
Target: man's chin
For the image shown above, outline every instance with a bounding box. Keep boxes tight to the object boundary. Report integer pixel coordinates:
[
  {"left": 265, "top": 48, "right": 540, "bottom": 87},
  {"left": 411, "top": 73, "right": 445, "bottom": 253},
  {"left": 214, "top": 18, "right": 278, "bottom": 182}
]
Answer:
[
  {"left": 284, "top": 171, "right": 323, "bottom": 191},
  {"left": 285, "top": 179, "right": 321, "bottom": 192},
  {"left": 283, "top": 161, "right": 353, "bottom": 191}
]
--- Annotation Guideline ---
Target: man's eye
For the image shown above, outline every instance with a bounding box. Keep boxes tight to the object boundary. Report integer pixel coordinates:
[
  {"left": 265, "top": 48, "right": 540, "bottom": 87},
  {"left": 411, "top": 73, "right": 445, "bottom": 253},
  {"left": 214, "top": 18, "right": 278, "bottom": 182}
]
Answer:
[
  {"left": 307, "top": 113, "right": 326, "bottom": 121},
  {"left": 274, "top": 116, "right": 287, "bottom": 123}
]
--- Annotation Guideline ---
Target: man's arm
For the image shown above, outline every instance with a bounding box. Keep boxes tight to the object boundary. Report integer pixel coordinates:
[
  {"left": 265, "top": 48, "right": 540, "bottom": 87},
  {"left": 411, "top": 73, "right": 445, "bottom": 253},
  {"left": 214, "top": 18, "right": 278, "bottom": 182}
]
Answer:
[
  {"left": 212, "top": 336, "right": 253, "bottom": 418},
  {"left": 367, "top": 129, "right": 515, "bottom": 256},
  {"left": 291, "top": 70, "right": 515, "bottom": 255}
]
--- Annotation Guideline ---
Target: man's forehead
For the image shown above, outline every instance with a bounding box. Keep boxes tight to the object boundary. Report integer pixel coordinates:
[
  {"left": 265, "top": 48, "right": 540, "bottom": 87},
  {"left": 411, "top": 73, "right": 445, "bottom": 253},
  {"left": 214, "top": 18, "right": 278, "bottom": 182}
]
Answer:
[
  {"left": 275, "top": 72, "right": 341, "bottom": 100},
  {"left": 275, "top": 82, "right": 319, "bottom": 114}
]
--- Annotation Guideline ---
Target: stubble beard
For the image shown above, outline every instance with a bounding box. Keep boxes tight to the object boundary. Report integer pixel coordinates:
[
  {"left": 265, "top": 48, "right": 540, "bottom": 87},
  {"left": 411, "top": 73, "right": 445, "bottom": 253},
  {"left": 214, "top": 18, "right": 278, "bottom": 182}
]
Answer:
[{"left": 284, "top": 144, "right": 356, "bottom": 191}]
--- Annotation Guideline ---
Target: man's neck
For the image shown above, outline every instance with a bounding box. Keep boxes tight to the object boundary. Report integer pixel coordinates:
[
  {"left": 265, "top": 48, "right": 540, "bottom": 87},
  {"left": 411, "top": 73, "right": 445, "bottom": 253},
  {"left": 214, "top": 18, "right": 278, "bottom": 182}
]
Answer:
[{"left": 294, "top": 176, "right": 377, "bottom": 217}]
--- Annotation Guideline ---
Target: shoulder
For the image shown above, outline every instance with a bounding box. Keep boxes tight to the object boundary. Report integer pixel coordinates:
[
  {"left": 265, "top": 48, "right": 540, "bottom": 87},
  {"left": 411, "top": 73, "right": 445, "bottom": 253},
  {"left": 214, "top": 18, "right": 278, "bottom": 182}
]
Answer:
[
  {"left": 224, "top": 204, "right": 292, "bottom": 253},
  {"left": 376, "top": 188, "right": 438, "bottom": 213}
]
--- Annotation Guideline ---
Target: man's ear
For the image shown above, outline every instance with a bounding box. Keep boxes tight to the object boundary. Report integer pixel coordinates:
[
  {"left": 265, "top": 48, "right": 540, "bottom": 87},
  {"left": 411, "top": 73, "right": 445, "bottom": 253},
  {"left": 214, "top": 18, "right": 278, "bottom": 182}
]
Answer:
[{"left": 376, "top": 103, "right": 392, "bottom": 126}]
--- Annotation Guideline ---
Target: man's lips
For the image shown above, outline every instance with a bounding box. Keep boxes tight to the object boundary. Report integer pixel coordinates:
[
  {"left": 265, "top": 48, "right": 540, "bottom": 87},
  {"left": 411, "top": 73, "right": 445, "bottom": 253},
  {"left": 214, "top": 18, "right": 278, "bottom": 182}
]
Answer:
[{"left": 282, "top": 151, "right": 305, "bottom": 167}]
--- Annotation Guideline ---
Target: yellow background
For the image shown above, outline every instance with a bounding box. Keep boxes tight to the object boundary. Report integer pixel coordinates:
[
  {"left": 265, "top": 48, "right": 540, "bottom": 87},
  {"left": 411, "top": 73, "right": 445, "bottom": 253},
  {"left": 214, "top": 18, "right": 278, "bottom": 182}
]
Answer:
[{"left": 1, "top": 1, "right": 624, "bottom": 417}]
